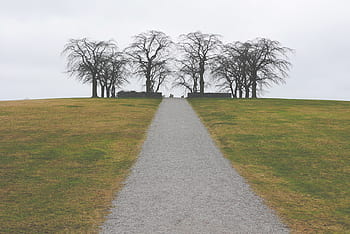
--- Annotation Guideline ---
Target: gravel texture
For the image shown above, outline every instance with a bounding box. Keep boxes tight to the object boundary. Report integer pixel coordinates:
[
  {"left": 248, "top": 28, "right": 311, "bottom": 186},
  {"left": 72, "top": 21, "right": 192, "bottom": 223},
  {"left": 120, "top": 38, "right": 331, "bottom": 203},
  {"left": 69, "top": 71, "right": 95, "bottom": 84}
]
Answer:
[{"left": 101, "top": 98, "right": 289, "bottom": 234}]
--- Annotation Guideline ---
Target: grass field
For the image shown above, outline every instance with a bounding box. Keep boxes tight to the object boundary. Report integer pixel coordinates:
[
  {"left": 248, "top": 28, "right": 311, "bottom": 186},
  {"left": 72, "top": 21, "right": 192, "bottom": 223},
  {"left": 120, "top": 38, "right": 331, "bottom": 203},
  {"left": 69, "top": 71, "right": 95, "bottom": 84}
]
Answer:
[
  {"left": 189, "top": 98, "right": 350, "bottom": 233},
  {"left": 0, "top": 98, "right": 161, "bottom": 233}
]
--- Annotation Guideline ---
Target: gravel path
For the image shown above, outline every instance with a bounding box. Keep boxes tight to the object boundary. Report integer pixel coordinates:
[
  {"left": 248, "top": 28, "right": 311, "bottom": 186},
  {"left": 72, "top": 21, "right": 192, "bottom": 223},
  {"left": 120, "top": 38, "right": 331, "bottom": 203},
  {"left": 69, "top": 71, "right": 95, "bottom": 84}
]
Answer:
[{"left": 101, "top": 99, "right": 289, "bottom": 233}]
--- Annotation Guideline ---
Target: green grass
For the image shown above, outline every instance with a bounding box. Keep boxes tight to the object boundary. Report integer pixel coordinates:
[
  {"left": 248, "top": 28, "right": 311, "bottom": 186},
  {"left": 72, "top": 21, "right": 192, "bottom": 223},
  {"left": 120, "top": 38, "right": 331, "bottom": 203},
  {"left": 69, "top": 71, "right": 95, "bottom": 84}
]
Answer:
[
  {"left": 189, "top": 98, "right": 350, "bottom": 233},
  {"left": 0, "top": 98, "right": 161, "bottom": 233}
]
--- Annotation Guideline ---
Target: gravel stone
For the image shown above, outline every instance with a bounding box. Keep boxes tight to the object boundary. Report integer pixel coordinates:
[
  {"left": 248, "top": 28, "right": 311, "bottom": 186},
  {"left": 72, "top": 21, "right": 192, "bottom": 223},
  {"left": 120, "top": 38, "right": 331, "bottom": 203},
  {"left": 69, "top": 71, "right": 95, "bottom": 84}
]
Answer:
[{"left": 100, "top": 98, "right": 289, "bottom": 233}]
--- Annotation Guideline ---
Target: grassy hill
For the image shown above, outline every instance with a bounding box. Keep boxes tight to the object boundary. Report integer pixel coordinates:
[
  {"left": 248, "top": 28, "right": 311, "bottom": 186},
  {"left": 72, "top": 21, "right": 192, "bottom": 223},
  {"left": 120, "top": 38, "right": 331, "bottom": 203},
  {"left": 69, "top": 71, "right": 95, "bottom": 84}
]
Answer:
[
  {"left": 189, "top": 98, "right": 350, "bottom": 233},
  {"left": 1, "top": 97, "right": 349, "bottom": 233},
  {"left": 0, "top": 98, "right": 161, "bottom": 233}
]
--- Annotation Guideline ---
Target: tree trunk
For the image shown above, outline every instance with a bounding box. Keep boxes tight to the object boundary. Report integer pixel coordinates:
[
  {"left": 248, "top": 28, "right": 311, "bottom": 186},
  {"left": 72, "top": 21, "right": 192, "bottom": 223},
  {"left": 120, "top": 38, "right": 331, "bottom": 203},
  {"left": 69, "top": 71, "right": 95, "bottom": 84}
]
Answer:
[
  {"left": 92, "top": 76, "right": 98, "bottom": 98},
  {"left": 199, "top": 63, "right": 205, "bottom": 94},
  {"left": 234, "top": 84, "right": 238, "bottom": 98},
  {"left": 252, "top": 81, "right": 257, "bottom": 98},
  {"left": 111, "top": 86, "right": 116, "bottom": 98},
  {"left": 199, "top": 77, "right": 204, "bottom": 94},
  {"left": 251, "top": 72, "right": 258, "bottom": 98},
  {"left": 146, "top": 78, "right": 151, "bottom": 93},
  {"left": 106, "top": 87, "right": 110, "bottom": 98},
  {"left": 100, "top": 85, "right": 105, "bottom": 98},
  {"left": 155, "top": 82, "right": 161, "bottom": 93},
  {"left": 245, "top": 87, "right": 250, "bottom": 98},
  {"left": 146, "top": 64, "right": 152, "bottom": 93},
  {"left": 230, "top": 85, "right": 235, "bottom": 98},
  {"left": 239, "top": 88, "right": 243, "bottom": 98}
]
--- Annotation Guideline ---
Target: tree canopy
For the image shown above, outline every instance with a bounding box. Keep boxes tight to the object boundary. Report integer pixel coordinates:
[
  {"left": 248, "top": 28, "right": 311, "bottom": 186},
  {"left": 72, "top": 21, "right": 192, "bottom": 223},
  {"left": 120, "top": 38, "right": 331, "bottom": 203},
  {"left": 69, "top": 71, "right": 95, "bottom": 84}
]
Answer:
[{"left": 62, "top": 32, "right": 293, "bottom": 98}]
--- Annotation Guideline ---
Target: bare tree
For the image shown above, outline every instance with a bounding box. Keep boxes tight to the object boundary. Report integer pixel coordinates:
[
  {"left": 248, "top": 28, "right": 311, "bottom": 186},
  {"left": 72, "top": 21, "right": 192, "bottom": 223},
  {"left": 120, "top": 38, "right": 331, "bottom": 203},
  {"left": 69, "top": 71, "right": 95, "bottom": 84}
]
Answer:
[
  {"left": 211, "top": 51, "right": 237, "bottom": 97},
  {"left": 173, "top": 53, "right": 200, "bottom": 94},
  {"left": 235, "top": 42, "right": 253, "bottom": 98},
  {"left": 178, "top": 31, "right": 222, "bottom": 94},
  {"left": 212, "top": 39, "right": 292, "bottom": 98},
  {"left": 99, "top": 51, "right": 129, "bottom": 98},
  {"left": 62, "top": 38, "right": 116, "bottom": 97},
  {"left": 149, "top": 61, "right": 172, "bottom": 93},
  {"left": 248, "top": 38, "right": 293, "bottom": 98},
  {"left": 125, "top": 30, "right": 173, "bottom": 93},
  {"left": 211, "top": 42, "right": 251, "bottom": 98}
]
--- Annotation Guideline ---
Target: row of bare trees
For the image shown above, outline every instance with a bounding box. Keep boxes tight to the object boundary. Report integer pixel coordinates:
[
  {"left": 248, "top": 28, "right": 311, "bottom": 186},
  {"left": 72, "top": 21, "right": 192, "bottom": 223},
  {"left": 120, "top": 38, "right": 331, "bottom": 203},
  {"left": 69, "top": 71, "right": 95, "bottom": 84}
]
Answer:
[{"left": 62, "top": 30, "right": 292, "bottom": 98}]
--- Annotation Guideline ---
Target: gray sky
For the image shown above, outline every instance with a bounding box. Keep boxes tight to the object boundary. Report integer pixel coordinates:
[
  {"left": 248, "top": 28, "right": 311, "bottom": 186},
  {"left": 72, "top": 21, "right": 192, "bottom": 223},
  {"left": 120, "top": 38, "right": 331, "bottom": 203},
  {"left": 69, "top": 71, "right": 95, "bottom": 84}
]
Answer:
[{"left": 1, "top": 0, "right": 349, "bottom": 100}]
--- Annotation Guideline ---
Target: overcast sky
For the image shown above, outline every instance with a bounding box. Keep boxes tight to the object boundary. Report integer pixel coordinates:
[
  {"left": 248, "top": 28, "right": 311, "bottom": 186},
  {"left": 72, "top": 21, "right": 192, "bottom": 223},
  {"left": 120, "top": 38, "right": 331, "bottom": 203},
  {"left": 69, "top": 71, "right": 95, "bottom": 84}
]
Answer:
[{"left": 1, "top": 0, "right": 349, "bottom": 100}]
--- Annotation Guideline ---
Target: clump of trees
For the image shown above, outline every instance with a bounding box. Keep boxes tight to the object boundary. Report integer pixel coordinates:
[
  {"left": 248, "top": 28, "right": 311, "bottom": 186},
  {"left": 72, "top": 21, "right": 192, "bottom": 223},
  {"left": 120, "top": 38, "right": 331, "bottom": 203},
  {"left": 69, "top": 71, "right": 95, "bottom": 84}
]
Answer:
[
  {"left": 62, "top": 31, "right": 292, "bottom": 98},
  {"left": 211, "top": 38, "right": 292, "bottom": 98},
  {"left": 62, "top": 38, "right": 128, "bottom": 98}
]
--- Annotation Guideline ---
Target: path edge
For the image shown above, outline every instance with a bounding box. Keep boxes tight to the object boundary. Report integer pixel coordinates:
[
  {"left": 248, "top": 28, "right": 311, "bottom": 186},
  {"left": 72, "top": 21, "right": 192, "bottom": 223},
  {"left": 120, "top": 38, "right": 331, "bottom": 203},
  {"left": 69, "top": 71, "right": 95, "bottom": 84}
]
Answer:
[{"left": 186, "top": 99, "right": 290, "bottom": 230}]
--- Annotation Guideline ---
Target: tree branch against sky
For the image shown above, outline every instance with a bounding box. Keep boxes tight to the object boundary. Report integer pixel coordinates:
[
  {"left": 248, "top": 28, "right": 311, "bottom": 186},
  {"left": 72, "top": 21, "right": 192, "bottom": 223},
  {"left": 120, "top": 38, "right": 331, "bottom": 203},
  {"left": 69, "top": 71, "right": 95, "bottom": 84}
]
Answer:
[
  {"left": 99, "top": 51, "right": 129, "bottom": 98},
  {"left": 178, "top": 31, "right": 222, "bottom": 94},
  {"left": 247, "top": 38, "right": 293, "bottom": 98},
  {"left": 62, "top": 38, "right": 117, "bottom": 98},
  {"left": 211, "top": 39, "right": 292, "bottom": 98},
  {"left": 125, "top": 30, "right": 173, "bottom": 93},
  {"left": 1, "top": 0, "right": 350, "bottom": 100},
  {"left": 61, "top": 34, "right": 293, "bottom": 98},
  {"left": 173, "top": 52, "right": 200, "bottom": 94}
]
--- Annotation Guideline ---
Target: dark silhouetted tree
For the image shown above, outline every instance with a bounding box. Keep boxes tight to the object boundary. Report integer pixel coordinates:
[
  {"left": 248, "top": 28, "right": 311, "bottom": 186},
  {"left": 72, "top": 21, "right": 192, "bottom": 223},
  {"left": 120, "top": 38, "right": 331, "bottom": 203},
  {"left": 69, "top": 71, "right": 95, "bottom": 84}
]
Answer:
[
  {"left": 173, "top": 53, "right": 200, "bottom": 94},
  {"left": 149, "top": 61, "right": 172, "bottom": 93},
  {"left": 62, "top": 38, "right": 116, "bottom": 97},
  {"left": 125, "top": 30, "right": 173, "bottom": 93},
  {"left": 212, "top": 39, "right": 292, "bottom": 98},
  {"left": 247, "top": 38, "right": 292, "bottom": 98},
  {"left": 178, "top": 31, "right": 222, "bottom": 94},
  {"left": 99, "top": 51, "right": 129, "bottom": 98}
]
